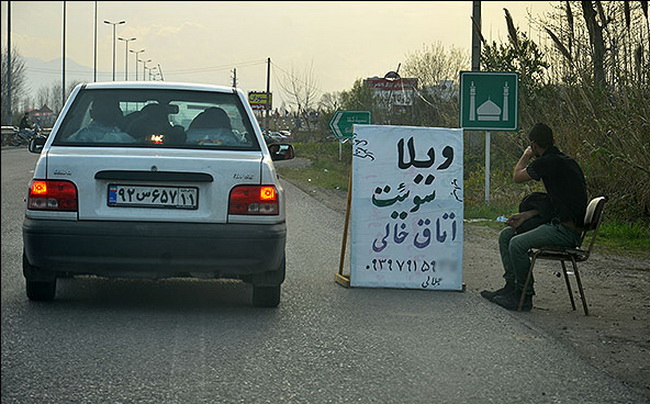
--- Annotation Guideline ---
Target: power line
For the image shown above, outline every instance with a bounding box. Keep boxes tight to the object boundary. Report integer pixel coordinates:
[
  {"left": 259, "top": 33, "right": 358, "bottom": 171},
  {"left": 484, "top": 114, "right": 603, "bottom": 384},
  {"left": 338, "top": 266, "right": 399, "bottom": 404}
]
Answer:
[
  {"left": 26, "top": 66, "right": 95, "bottom": 75},
  {"left": 25, "top": 59, "right": 266, "bottom": 77},
  {"left": 270, "top": 61, "right": 324, "bottom": 94},
  {"left": 164, "top": 59, "right": 266, "bottom": 75}
]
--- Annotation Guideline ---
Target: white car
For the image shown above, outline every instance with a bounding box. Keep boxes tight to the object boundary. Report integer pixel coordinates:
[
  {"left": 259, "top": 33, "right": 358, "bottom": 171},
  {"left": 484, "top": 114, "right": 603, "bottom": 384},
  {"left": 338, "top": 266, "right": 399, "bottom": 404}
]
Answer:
[{"left": 22, "top": 82, "right": 294, "bottom": 307}]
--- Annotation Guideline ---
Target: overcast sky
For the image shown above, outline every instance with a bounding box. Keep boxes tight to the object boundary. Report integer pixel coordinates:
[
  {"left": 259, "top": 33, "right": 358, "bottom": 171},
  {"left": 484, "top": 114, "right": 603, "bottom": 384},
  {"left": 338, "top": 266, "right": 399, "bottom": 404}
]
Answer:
[{"left": 2, "top": 1, "right": 555, "bottom": 107}]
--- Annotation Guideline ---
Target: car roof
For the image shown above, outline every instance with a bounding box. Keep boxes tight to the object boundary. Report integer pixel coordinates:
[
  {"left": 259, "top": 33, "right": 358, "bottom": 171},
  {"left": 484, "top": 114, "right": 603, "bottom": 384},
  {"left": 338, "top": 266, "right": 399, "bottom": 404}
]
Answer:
[{"left": 80, "top": 81, "right": 238, "bottom": 94}]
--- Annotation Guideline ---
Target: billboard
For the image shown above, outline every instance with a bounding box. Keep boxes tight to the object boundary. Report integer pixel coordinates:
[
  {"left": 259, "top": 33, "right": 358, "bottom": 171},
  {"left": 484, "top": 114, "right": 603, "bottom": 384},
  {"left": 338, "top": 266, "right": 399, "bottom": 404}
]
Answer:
[
  {"left": 364, "top": 77, "right": 419, "bottom": 107},
  {"left": 248, "top": 92, "right": 272, "bottom": 111}
]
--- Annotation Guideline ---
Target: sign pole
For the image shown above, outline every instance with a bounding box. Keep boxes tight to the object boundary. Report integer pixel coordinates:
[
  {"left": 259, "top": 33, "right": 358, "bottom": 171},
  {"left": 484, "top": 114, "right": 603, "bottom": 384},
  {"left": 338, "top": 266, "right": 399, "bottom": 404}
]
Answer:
[
  {"left": 485, "top": 131, "right": 490, "bottom": 202},
  {"left": 336, "top": 169, "right": 353, "bottom": 287}
]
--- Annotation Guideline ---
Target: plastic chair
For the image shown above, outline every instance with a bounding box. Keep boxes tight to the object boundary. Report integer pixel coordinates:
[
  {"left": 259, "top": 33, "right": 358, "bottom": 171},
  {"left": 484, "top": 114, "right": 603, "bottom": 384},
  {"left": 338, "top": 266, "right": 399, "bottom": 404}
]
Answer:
[{"left": 518, "top": 196, "right": 608, "bottom": 315}]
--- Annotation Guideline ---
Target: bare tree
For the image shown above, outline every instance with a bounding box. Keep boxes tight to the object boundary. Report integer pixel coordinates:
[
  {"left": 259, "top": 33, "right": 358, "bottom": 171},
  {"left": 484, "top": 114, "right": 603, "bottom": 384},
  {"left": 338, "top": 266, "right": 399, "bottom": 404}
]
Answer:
[
  {"left": 276, "top": 61, "right": 320, "bottom": 131},
  {"left": 544, "top": 1, "right": 649, "bottom": 87},
  {"left": 318, "top": 91, "right": 341, "bottom": 113},
  {"left": 36, "top": 85, "right": 53, "bottom": 110},
  {"left": 401, "top": 42, "right": 469, "bottom": 89},
  {"left": 581, "top": 0, "right": 607, "bottom": 86},
  {"left": 33, "top": 81, "right": 82, "bottom": 116},
  {"left": 1, "top": 46, "right": 28, "bottom": 124}
]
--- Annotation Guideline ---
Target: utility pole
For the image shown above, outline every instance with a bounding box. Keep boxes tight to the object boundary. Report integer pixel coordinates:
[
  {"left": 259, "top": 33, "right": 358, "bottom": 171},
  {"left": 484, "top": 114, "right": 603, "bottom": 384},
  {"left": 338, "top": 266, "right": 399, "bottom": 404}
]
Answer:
[
  {"left": 265, "top": 57, "right": 271, "bottom": 133},
  {"left": 93, "top": 1, "right": 97, "bottom": 82},
  {"left": 157, "top": 63, "right": 164, "bottom": 81},
  {"left": 471, "top": 1, "right": 491, "bottom": 201},
  {"left": 6, "top": 1, "right": 11, "bottom": 124},
  {"left": 471, "top": 0, "right": 481, "bottom": 72},
  {"left": 232, "top": 68, "right": 237, "bottom": 87},
  {"left": 62, "top": 1, "right": 66, "bottom": 108}
]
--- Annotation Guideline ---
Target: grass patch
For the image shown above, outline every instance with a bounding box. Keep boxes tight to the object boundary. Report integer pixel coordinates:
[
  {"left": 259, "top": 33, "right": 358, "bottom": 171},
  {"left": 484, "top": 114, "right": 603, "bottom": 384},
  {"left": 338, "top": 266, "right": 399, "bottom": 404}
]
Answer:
[
  {"left": 277, "top": 141, "right": 351, "bottom": 191},
  {"left": 463, "top": 202, "right": 516, "bottom": 230},
  {"left": 464, "top": 203, "right": 515, "bottom": 221},
  {"left": 597, "top": 222, "right": 650, "bottom": 254}
]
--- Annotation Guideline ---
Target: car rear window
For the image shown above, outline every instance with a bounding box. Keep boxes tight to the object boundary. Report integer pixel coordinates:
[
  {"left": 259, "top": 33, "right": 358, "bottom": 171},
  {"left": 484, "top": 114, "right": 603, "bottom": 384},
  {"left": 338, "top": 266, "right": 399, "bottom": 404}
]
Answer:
[{"left": 53, "top": 88, "right": 261, "bottom": 150}]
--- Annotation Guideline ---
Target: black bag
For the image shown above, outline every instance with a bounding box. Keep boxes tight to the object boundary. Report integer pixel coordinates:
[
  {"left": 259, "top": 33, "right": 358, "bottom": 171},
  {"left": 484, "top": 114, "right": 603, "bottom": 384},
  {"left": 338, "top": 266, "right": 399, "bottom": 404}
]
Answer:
[{"left": 516, "top": 192, "right": 555, "bottom": 234}]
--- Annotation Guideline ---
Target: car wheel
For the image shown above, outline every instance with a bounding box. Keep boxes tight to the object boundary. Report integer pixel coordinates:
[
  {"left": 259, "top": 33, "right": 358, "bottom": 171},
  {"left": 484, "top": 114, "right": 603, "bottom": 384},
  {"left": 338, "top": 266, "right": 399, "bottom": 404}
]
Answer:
[
  {"left": 26, "top": 279, "right": 57, "bottom": 301},
  {"left": 253, "top": 285, "right": 281, "bottom": 308}
]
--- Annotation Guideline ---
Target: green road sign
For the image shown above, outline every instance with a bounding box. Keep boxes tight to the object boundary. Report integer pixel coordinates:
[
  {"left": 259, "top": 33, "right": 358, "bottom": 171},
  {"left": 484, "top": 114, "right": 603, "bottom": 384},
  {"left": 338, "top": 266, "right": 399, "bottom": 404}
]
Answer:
[
  {"left": 329, "top": 110, "right": 371, "bottom": 140},
  {"left": 460, "top": 71, "right": 518, "bottom": 131}
]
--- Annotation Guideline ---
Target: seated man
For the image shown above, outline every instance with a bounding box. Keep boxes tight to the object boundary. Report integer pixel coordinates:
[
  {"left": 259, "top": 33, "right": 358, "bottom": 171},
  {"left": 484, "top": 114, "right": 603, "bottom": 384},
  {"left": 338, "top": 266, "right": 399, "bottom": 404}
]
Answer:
[
  {"left": 480, "top": 123, "right": 588, "bottom": 311},
  {"left": 186, "top": 107, "right": 239, "bottom": 146},
  {"left": 68, "top": 98, "right": 134, "bottom": 143}
]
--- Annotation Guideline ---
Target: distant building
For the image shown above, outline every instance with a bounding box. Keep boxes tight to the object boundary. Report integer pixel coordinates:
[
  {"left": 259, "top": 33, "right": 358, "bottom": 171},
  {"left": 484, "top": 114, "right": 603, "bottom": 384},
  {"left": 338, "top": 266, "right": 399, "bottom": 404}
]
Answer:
[{"left": 28, "top": 105, "right": 56, "bottom": 127}]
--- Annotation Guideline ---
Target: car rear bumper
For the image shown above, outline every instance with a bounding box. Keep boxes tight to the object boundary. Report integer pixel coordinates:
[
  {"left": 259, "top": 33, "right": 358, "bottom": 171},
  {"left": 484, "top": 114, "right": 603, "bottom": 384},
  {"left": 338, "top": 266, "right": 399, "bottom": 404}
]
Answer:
[{"left": 23, "top": 218, "right": 286, "bottom": 281}]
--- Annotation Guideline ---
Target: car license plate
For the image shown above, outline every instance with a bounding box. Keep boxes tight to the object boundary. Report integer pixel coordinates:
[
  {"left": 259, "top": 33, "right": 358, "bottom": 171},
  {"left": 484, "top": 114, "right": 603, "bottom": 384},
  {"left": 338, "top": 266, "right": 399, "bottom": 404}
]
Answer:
[{"left": 108, "top": 184, "right": 198, "bottom": 209}]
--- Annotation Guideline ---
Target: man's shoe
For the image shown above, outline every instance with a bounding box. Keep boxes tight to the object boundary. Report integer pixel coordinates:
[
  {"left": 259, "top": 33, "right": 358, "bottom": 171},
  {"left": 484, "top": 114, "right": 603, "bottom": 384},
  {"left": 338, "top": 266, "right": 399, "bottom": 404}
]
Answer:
[
  {"left": 480, "top": 282, "right": 514, "bottom": 302},
  {"left": 493, "top": 292, "right": 533, "bottom": 312}
]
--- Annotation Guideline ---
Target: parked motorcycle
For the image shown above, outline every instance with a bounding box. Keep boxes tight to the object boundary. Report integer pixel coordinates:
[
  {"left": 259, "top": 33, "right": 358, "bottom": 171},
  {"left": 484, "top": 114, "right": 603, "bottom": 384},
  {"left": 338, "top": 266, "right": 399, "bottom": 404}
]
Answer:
[{"left": 9, "top": 124, "right": 43, "bottom": 147}]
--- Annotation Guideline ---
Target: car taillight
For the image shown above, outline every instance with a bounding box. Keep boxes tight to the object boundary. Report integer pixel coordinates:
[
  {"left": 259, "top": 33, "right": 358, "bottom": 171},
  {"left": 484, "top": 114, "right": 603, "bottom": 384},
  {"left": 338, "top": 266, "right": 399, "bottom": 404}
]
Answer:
[
  {"left": 229, "top": 185, "right": 279, "bottom": 215},
  {"left": 27, "top": 180, "right": 78, "bottom": 211}
]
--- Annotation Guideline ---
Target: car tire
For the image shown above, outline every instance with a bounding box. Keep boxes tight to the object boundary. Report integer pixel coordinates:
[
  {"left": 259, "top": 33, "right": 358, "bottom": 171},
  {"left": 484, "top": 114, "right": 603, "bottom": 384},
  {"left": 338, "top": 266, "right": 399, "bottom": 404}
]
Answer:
[
  {"left": 26, "top": 279, "right": 57, "bottom": 301},
  {"left": 252, "top": 285, "right": 281, "bottom": 308}
]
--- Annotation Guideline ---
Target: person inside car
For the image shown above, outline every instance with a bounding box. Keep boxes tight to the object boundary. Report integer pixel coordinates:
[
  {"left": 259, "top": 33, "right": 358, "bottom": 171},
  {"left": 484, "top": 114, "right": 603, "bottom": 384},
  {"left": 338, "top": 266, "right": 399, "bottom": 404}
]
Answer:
[
  {"left": 68, "top": 98, "right": 134, "bottom": 143},
  {"left": 186, "top": 107, "right": 240, "bottom": 146},
  {"left": 124, "top": 103, "right": 186, "bottom": 145}
]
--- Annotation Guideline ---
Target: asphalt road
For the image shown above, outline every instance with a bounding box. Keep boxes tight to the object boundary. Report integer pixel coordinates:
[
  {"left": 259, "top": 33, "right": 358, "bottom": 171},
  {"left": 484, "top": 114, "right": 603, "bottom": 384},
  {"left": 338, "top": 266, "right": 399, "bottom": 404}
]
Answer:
[{"left": 2, "top": 147, "right": 647, "bottom": 403}]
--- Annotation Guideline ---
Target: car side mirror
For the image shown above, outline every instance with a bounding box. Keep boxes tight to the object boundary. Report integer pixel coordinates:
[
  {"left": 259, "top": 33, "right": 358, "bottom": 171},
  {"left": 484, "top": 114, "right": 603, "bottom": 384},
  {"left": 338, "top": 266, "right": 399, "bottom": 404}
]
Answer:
[
  {"left": 29, "top": 136, "right": 46, "bottom": 154},
  {"left": 269, "top": 144, "right": 295, "bottom": 161}
]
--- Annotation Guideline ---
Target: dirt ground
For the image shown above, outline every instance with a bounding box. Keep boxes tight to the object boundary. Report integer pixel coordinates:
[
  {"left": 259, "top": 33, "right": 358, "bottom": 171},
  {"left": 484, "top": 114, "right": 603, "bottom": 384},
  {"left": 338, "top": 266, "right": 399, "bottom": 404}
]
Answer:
[{"left": 276, "top": 158, "right": 650, "bottom": 400}]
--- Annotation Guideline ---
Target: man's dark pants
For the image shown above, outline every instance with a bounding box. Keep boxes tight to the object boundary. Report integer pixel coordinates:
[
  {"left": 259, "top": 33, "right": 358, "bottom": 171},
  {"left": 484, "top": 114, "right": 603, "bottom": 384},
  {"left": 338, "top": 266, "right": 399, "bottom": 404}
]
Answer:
[{"left": 499, "top": 223, "right": 582, "bottom": 295}]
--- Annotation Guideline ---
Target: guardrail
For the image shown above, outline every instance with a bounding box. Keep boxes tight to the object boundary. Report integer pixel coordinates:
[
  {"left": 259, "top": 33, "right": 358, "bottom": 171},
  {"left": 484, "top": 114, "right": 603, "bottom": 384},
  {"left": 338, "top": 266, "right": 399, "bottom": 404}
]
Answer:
[{"left": 1, "top": 126, "right": 15, "bottom": 136}]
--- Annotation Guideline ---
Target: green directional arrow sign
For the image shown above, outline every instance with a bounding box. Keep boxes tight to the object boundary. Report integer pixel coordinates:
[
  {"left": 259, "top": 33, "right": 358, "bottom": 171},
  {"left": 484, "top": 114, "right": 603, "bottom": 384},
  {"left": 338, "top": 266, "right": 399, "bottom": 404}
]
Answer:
[{"left": 329, "top": 110, "right": 371, "bottom": 140}]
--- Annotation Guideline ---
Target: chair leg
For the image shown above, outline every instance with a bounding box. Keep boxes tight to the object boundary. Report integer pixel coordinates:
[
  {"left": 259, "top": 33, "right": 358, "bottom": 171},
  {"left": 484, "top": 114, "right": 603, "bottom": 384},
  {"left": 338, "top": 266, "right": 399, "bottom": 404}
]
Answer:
[
  {"left": 560, "top": 261, "right": 577, "bottom": 311},
  {"left": 518, "top": 256, "right": 536, "bottom": 311},
  {"left": 571, "top": 258, "right": 589, "bottom": 316}
]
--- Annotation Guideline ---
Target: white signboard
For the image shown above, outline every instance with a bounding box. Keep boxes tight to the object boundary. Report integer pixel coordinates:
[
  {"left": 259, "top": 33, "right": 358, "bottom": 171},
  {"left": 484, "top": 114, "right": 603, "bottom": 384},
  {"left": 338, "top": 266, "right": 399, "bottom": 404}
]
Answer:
[{"left": 350, "top": 125, "right": 464, "bottom": 290}]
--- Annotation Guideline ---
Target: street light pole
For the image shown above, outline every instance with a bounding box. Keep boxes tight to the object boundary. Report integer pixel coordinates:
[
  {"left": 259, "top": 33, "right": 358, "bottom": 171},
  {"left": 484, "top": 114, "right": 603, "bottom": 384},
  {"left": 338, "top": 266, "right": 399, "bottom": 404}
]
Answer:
[
  {"left": 118, "top": 36, "right": 136, "bottom": 80},
  {"left": 152, "top": 64, "right": 163, "bottom": 81},
  {"left": 93, "top": 1, "right": 97, "bottom": 82},
  {"left": 140, "top": 58, "right": 152, "bottom": 81},
  {"left": 62, "top": 1, "right": 66, "bottom": 107},
  {"left": 157, "top": 63, "right": 165, "bottom": 81},
  {"left": 130, "top": 49, "right": 145, "bottom": 80},
  {"left": 103, "top": 19, "right": 125, "bottom": 81}
]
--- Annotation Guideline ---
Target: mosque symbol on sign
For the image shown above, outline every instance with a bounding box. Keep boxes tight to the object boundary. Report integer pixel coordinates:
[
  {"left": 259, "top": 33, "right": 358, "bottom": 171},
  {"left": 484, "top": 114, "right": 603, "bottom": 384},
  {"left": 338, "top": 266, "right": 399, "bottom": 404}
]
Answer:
[{"left": 468, "top": 81, "right": 510, "bottom": 122}]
